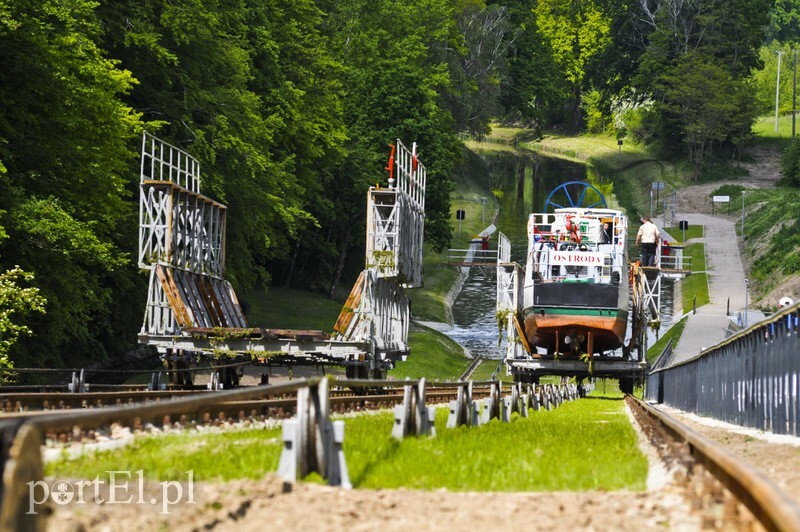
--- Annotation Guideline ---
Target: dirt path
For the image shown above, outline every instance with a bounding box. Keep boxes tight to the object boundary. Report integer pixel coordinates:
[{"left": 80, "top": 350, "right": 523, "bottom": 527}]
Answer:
[
  {"left": 674, "top": 143, "right": 782, "bottom": 214},
  {"left": 49, "top": 473, "right": 703, "bottom": 532},
  {"left": 670, "top": 143, "right": 800, "bottom": 307}
]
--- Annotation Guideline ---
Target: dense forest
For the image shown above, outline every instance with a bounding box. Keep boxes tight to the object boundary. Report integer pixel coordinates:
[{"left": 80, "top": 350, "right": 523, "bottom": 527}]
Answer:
[{"left": 1, "top": 0, "right": 796, "bottom": 369}]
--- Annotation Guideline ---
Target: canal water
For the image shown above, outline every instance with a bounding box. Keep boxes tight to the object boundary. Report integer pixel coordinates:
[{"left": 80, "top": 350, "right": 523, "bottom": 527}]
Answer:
[{"left": 445, "top": 149, "right": 674, "bottom": 359}]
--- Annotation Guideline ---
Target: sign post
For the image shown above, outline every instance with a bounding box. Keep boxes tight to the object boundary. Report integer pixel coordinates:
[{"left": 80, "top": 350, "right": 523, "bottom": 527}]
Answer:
[
  {"left": 456, "top": 209, "right": 466, "bottom": 233},
  {"left": 679, "top": 220, "right": 688, "bottom": 243},
  {"left": 712, "top": 195, "right": 730, "bottom": 216}
]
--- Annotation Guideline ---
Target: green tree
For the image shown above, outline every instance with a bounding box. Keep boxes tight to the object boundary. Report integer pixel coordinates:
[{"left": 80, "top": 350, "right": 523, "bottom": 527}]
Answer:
[
  {"left": 317, "top": 0, "right": 462, "bottom": 295},
  {"left": 0, "top": 264, "right": 46, "bottom": 371},
  {"left": 660, "top": 53, "right": 754, "bottom": 178},
  {"left": 97, "top": 0, "right": 346, "bottom": 293},
  {"left": 0, "top": 0, "right": 143, "bottom": 368},
  {"left": 495, "top": 0, "right": 563, "bottom": 125},
  {"left": 768, "top": 0, "right": 800, "bottom": 44},
  {"left": 780, "top": 139, "right": 800, "bottom": 186},
  {"left": 448, "top": 2, "right": 514, "bottom": 138},
  {"left": 534, "top": 0, "right": 612, "bottom": 130},
  {"left": 635, "top": 0, "right": 772, "bottom": 162}
]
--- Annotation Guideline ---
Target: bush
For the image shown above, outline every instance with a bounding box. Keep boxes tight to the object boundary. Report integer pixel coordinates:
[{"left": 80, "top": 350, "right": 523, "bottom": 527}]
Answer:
[
  {"left": 620, "top": 106, "right": 658, "bottom": 144},
  {"left": 581, "top": 90, "right": 611, "bottom": 134},
  {"left": 709, "top": 184, "right": 746, "bottom": 198},
  {"left": 779, "top": 139, "right": 800, "bottom": 187}
]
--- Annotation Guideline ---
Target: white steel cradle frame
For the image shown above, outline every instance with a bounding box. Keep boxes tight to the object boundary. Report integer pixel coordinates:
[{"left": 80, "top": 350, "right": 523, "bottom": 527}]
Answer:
[
  {"left": 332, "top": 140, "right": 427, "bottom": 377},
  {"left": 138, "top": 132, "right": 426, "bottom": 376}
]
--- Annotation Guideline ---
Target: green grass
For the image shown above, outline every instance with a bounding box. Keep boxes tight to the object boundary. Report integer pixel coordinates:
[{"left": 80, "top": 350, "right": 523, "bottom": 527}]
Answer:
[
  {"left": 469, "top": 358, "right": 508, "bottom": 381},
  {"left": 664, "top": 224, "right": 704, "bottom": 243},
  {"left": 390, "top": 324, "right": 469, "bottom": 380},
  {"left": 240, "top": 286, "right": 344, "bottom": 332},
  {"left": 46, "top": 428, "right": 284, "bottom": 481},
  {"left": 752, "top": 114, "right": 800, "bottom": 140},
  {"left": 47, "top": 388, "right": 646, "bottom": 492},
  {"left": 681, "top": 243, "right": 709, "bottom": 312},
  {"left": 647, "top": 316, "right": 688, "bottom": 363},
  {"left": 684, "top": 242, "right": 707, "bottom": 272},
  {"left": 349, "top": 391, "right": 646, "bottom": 491},
  {"left": 407, "top": 251, "right": 460, "bottom": 323}
]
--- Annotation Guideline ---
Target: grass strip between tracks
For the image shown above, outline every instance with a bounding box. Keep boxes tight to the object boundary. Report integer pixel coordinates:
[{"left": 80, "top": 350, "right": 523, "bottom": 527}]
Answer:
[{"left": 45, "top": 388, "right": 647, "bottom": 491}]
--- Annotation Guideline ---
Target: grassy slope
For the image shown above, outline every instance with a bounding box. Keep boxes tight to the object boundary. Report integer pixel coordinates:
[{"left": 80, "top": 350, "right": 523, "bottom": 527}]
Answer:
[
  {"left": 518, "top": 131, "right": 693, "bottom": 222},
  {"left": 240, "top": 287, "right": 344, "bottom": 332},
  {"left": 470, "top": 358, "right": 509, "bottom": 381},
  {"left": 389, "top": 323, "right": 469, "bottom": 380},
  {"left": 47, "top": 389, "right": 646, "bottom": 491},
  {"left": 741, "top": 188, "right": 800, "bottom": 297},
  {"left": 241, "top": 287, "right": 469, "bottom": 379},
  {"left": 747, "top": 115, "right": 800, "bottom": 303},
  {"left": 647, "top": 316, "right": 688, "bottom": 362}
]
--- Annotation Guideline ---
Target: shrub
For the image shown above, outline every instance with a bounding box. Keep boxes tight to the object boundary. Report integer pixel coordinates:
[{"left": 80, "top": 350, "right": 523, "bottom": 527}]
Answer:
[{"left": 779, "top": 139, "right": 800, "bottom": 187}]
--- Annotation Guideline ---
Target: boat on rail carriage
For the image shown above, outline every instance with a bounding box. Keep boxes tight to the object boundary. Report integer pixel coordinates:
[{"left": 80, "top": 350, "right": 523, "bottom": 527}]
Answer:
[
  {"left": 498, "top": 181, "right": 648, "bottom": 392},
  {"left": 522, "top": 204, "right": 630, "bottom": 356}
]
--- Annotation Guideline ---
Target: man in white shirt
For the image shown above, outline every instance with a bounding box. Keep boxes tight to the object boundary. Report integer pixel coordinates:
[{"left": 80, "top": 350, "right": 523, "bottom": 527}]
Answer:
[{"left": 635, "top": 215, "right": 660, "bottom": 266}]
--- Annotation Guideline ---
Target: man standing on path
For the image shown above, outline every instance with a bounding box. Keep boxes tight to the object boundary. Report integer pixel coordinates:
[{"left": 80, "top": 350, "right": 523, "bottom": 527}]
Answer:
[{"left": 636, "top": 215, "right": 660, "bottom": 266}]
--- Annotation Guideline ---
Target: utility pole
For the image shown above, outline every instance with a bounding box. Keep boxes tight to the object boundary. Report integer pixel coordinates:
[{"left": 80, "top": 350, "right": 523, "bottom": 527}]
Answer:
[
  {"left": 741, "top": 190, "right": 746, "bottom": 239},
  {"left": 776, "top": 50, "right": 784, "bottom": 134},
  {"left": 793, "top": 49, "right": 797, "bottom": 138},
  {"left": 744, "top": 279, "right": 750, "bottom": 328}
]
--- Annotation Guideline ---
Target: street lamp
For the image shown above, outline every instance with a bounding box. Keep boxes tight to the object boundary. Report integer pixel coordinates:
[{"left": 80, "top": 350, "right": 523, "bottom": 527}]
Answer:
[
  {"left": 741, "top": 190, "right": 746, "bottom": 239},
  {"left": 744, "top": 278, "right": 750, "bottom": 328}
]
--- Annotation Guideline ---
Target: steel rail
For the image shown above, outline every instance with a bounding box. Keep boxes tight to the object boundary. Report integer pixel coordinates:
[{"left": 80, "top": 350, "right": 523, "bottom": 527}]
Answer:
[
  {"left": 630, "top": 397, "right": 800, "bottom": 531},
  {"left": 0, "top": 380, "right": 497, "bottom": 413},
  {"left": 2, "top": 380, "right": 317, "bottom": 434}
]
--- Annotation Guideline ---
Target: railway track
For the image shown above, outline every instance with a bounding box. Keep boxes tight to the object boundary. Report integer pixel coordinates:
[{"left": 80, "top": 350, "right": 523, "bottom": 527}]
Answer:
[
  {"left": 627, "top": 396, "right": 800, "bottom": 530},
  {"left": 4, "top": 377, "right": 548, "bottom": 529},
  {"left": 3, "top": 381, "right": 799, "bottom": 530}
]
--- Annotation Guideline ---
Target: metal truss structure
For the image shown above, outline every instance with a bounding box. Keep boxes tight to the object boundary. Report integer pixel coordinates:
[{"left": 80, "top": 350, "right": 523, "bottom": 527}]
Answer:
[
  {"left": 334, "top": 140, "right": 427, "bottom": 373},
  {"left": 139, "top": 133, "right": 246, "bottom": 339},
  {"left": 365, "top": 140, "right": 426, "bottom": 288},
  {"left": 496, "top": 233, "right": 525, "bottom": 360},
  {"left": 138, "top": 133, "right": 426, "bottom": 378},
  {"left": 641, "top": 267, "right": 662, "bottom": 326}
]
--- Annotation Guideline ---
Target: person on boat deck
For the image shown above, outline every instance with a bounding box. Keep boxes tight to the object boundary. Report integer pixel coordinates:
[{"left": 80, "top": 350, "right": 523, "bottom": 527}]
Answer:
[
  {"left": 599, "top": 222, "right": 612, "bottom": 244},
  {"left": 635, "top": 215, "right": 660, "bottom": 266}
]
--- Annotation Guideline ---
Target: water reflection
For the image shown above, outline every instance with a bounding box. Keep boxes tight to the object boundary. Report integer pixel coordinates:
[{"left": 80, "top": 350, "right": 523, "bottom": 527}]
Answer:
[{"left": 445, "top": 148, "right": 674, "bottom": 359}]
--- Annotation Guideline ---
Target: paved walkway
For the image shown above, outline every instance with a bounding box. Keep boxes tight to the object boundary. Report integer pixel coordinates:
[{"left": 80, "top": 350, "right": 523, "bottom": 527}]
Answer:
[{"left": 655, "top": 214, "right": 749, "bottom": 364}]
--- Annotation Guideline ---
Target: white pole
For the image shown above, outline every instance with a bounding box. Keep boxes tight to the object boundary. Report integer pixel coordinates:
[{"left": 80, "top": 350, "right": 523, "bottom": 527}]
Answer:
[
  {"left": 744, "top": 279, "right": 749, "bottom": 328},
  {"left": 776, "top": 51, "right": 784, "bottom": 133},
  {"left": 741, "top": 190, "right": 745, "bottom": 238}
]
